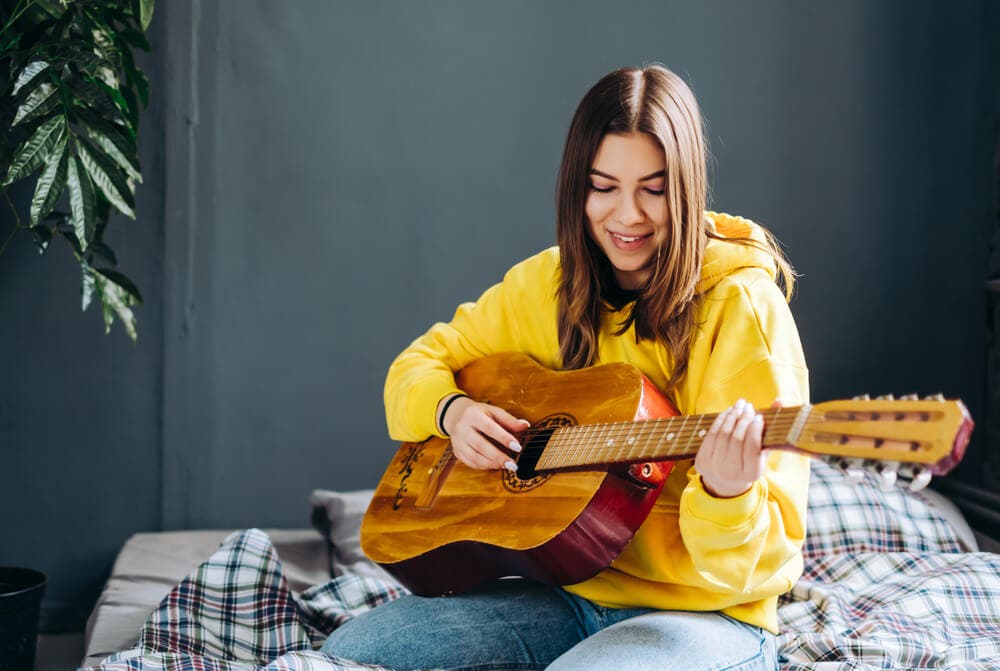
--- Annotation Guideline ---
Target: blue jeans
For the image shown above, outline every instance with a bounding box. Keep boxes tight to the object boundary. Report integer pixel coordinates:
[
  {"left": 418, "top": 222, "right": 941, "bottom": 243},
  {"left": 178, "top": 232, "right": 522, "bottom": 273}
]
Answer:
[{"left": 320, "top": 579, "right": 776, "bottom": 671}]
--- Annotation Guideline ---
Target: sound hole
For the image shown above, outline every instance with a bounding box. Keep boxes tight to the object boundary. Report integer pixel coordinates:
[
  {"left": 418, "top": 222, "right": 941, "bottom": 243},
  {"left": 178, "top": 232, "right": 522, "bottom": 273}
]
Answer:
[{"left": 501, "top": 413, "right": 575, "bottom": 493}]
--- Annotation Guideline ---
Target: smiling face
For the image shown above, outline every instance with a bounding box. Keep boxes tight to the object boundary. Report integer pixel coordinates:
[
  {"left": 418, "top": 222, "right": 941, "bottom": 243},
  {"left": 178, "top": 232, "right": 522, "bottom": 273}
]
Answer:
[{"left": 585, "top": 131, "right": 669, "bottom": 291}]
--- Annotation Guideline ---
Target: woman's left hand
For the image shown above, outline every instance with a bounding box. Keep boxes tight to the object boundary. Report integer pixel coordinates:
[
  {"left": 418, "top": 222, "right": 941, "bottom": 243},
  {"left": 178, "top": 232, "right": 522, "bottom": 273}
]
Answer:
[{"left": 695, "top": 399, "right": 775, "bottom": 498}]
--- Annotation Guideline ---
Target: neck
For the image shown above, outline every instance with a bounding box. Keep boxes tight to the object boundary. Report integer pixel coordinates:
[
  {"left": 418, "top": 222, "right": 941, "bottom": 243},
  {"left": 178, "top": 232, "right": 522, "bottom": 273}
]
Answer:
[{"left": 534, "top": 406, "right": 804, "bottom": 470}]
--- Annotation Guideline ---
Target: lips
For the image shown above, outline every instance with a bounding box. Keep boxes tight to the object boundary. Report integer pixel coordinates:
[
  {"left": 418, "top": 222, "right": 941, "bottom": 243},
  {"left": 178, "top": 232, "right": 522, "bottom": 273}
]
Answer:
[{"left": 608, "top": 230, "right": 653, "bottom": 250}]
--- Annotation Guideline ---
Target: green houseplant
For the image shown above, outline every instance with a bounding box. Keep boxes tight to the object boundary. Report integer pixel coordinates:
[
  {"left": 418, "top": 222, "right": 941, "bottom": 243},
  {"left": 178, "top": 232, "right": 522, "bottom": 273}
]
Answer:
[{"left": 1, "top": 0, "right": 154, "bottom": 340}]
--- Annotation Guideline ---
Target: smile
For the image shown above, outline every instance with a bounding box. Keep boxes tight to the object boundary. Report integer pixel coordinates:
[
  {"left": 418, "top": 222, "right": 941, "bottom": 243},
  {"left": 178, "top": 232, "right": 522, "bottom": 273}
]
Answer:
[
  {"left": 608, "top": 231, "right": 654, "bottom": 250},
  {"left": 610, "top": 232, "right": 652, "bottom": 243}
]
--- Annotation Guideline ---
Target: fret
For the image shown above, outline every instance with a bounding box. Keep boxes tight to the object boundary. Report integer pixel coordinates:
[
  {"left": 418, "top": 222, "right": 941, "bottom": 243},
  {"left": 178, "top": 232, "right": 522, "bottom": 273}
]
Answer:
[
  {"left": 575, "top": 423, "right": 594, "bottom": 469},
  {"left": 591, "top": 422, "right": 603, "bottom": 464},
  {"left": 767, "top": 407, "right": 781, "bottom": 446},
  {"left": 609, "top": 423, "right": 624, "bottom": 461},
  {"left": 664, "top": 415, "right": 682, "bottom": 459},
  {"left": 623, "top": 420, "right": 636, "bottom": 462},
  {"left": 689, "top": 414, "right": 707, "bottom": 458},
  {"left": 545, "top": 427, "right": 567, "bottom": 465},
  {"left": 788, "top": 405, "right": 813, "bottom": 445},
  {"left": 673, "top": 414, "right": 690, "bottom": 460},
  {"left": 641, "top": 415, "right": 657, "bottom": 462},
  {"left": 541, "top": 428, "right": 563, "bottom": 469},
  {"left": 614, "top": 422, "right": 632, "bottom": 462},
  {"left": 589, "top": 422, "right": 608, "bottom": 467},
  {"left": 565, "top": 424, "right": 585, "bottom": 468},
  {"left": 601, "top": 422, "right": 617, "bottom": 456}
]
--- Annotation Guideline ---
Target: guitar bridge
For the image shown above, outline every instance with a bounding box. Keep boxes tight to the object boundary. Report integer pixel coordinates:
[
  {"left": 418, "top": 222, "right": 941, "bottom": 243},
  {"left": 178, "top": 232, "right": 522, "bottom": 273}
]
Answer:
[{"left": 414, "top": 446, "right": 455, "bottom": 509}]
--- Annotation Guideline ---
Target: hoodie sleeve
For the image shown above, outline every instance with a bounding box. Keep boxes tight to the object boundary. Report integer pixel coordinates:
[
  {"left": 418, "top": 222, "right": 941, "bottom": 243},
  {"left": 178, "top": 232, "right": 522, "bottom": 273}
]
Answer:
[
  {"left": 384, "top": 250, "right": 559, "bottom": 442},
  {"left": 678, "top": 273, "right": 811, "bottom": 594}
]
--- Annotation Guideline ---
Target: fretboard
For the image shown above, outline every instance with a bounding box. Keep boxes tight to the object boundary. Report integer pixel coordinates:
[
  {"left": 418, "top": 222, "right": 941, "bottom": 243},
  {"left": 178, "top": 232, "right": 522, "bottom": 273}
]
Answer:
[{"left": 533, "top": 406, "right": 807, "bottom": 470}]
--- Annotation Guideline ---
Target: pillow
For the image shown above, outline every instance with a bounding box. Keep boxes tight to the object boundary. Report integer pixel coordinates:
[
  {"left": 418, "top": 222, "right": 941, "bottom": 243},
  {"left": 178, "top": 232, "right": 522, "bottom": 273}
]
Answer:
[
  {"left": 803, "top": 459, "right": 975, "bottom": 566},
  {"left": 309, "top": 489, "right": 396, "bottom": 582}
]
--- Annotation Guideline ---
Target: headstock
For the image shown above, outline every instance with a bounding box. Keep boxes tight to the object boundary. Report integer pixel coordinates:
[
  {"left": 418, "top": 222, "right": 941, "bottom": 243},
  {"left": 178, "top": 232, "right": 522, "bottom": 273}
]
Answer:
[{"left": 786, "top": 394, "right": 973, "bottom": 490}]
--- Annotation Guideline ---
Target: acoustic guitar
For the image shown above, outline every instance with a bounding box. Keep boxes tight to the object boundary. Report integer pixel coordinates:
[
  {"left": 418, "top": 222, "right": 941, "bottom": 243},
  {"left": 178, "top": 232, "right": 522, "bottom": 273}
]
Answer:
[{"left": 361, "top": 353, "right": 973, "bottom": 597}]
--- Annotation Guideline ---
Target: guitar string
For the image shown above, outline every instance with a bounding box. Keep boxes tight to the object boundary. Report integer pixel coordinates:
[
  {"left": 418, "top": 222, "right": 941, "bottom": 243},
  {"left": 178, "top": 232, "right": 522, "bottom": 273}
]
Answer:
[
  {"left": 514, "top": 412, "right": 791, "bottom": 449},
  {"left": 512, "top": 414, "right": 922, "bottom": 467}
]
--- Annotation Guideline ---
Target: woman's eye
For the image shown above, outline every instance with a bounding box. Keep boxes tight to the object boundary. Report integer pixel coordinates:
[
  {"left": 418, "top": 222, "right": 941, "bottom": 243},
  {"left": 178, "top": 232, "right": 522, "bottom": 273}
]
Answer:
[
  {"left": 644, "top": 188, "right": 665, "bottom": 196},
  {"left": 589, "top": 184, "right": 614, "bottom": 193}
]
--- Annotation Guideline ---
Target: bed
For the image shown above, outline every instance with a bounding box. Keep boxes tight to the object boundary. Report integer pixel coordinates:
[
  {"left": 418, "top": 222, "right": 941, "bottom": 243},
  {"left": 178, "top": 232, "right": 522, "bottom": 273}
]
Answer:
[{"left": 79, "top": 461, "right": 1000, "bottom": 670}]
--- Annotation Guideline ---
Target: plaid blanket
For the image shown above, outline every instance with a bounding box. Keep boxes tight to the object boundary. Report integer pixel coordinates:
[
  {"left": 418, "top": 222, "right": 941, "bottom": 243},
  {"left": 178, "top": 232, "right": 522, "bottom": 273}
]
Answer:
[
  {"left": 80, "top": 526, "right": 1000, "bottom": 671},
  {"left": 82, "top": 528, "right": 405, "bottom": 671}
]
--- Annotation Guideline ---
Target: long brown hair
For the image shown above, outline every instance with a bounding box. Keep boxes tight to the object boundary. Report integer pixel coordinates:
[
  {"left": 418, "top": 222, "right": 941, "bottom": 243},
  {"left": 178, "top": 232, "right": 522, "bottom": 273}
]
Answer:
[{"left": 555, "top": 64, "right": 794, "bottom": 390}]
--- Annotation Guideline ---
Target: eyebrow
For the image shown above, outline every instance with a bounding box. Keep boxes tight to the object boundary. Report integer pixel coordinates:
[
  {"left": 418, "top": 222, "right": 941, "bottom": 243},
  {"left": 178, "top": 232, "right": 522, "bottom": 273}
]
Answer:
[{"left": 589, "top": 169, "right": 665, "bottom": 182}]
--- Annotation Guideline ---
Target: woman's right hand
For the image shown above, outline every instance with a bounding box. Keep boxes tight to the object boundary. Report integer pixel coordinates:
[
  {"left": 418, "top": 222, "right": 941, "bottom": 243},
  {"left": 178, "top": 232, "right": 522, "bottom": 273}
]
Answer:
[{"left": 439, "top": 395, "right": 531, "bottom": 471}]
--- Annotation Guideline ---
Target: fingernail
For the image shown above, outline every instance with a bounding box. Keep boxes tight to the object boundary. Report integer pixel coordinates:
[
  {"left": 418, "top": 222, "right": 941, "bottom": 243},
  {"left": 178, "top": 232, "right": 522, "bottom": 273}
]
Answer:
[
  {"left": 744, "top": 402, "right": 755, "bottom": 415},
  {"left": 509, "top": 441, "right": 522, "bottom": 453},
  {"left": 752, "top": 414, "right": 763, "bottom": 424},
  {"left": 735, "top": 399, "right": 746, "bottom": 411},
  {"left": 520, "top": 419, "right": 531, "bottom": 426},
  {"left": 504, "top": 460, "right": 519, "bottom": 472}
]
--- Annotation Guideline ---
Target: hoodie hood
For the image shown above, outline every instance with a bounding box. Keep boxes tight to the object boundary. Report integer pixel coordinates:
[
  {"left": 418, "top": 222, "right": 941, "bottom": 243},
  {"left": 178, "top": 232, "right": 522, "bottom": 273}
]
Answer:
[{"left": 696, "top": 212, "right": 778, "bottom": 295}]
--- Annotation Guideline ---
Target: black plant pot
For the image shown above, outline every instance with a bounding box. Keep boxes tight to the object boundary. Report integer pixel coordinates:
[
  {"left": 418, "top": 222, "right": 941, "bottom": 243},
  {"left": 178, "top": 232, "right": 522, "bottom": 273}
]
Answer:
[{"left": 0, "top": 567, "right": 47, "bottom": 671}]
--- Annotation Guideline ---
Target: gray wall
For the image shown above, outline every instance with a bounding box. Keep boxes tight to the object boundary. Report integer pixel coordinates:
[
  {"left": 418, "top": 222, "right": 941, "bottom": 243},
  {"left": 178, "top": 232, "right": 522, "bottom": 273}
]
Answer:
[{"left": 1, "top": 0, "right": 997, "bottom": 632}]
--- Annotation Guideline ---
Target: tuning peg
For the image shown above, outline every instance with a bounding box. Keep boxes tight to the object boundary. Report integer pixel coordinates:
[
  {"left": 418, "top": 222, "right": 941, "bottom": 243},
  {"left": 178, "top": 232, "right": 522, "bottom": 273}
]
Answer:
[
  {"left": 853, "top": 394, "right": 871, "bottom": 401},
  {"left": 899, "top": 394, "right": 918, "bottom": 401},
  {"left": 871, "top": 461, "right": 898, "bottom": 490},
  {"left": 924, "top": 393, "right": 945, "bottom": 402},
  {"left": 875, "top": 394, "right": 894, "bottom": 401},
  {"left": 837, "top": 457, "right": 866, "bottom": 485},
  {"left": 908, "top": 467, "right": 932, "bottom": 492}
]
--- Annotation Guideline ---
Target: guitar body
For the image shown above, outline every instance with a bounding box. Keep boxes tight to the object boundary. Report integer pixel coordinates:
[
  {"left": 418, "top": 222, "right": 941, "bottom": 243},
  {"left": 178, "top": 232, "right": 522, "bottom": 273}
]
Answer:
[{"left": 360, "top": 353, "right": 677, "bottom": 596}]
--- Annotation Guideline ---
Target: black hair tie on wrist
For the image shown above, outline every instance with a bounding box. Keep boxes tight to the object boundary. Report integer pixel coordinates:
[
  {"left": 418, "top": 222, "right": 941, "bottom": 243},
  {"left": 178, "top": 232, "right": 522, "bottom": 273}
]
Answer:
[{"left": 438, "top": 393, "right": 469, "bottom": 437}]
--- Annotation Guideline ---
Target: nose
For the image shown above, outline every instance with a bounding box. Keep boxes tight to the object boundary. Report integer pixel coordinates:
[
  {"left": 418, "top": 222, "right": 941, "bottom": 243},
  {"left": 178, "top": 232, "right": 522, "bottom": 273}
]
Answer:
[{"left": 617, "top": 191, "right": 643, "bottom": 226}]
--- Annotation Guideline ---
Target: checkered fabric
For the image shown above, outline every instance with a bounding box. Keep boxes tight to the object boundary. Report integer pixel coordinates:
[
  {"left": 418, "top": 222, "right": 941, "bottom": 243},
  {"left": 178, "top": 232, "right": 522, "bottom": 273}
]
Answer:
[
  {"left": 82, "top": 491, "right": 1000, "bottom": 670},
  {"left": 803, "top": 459, "right": 966, "bottom": 563},
  {"left": 81, "top": 529, "right": 407, "bottom": 671},
  {"left": 778, "top": 551, "right": 1000, "bottom": 670}
]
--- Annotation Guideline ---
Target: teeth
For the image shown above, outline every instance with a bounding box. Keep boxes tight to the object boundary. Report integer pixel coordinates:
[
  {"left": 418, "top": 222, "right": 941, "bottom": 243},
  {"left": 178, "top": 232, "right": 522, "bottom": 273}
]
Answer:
[{"left": 612, "top": 233, "right": 644, "bottom": 242}]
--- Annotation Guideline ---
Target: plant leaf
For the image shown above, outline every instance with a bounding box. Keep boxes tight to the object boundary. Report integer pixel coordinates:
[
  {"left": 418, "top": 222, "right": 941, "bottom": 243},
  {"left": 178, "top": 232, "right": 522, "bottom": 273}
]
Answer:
[
  {"left": 120, "top": 84, "right": 139, "bottom": 131},
  {"left": 95, "top": 267, "right": 143, "bottom": 303},
  {"left": 71, "top": 78, "right": 126, "bottom": 130},
  {"left": 3, "top": 115, "right": 65, "bottom": 186},
  {"left": 53, "top": 42, "right": 113, "bottom": 73},
  {"left": 119, "top": 26, "right": 151, "bottom": 52},
  {"left": 133, "top": 69, "right": 149, "bottom": 107},
  {"left": 66, "top": 155, "right": 97, "bottom": 248},
  {"left": 133, "top": 0, "right": 155, "bottom": 32},
  {"left": 29, "top": 138, "right": 68, "bottom": 226},
  {"left": 86, "top": 241, "right": 117, "bottom": 267},
  {"left": 83, "top": 123, "right": 141, "bottom": 183},
  {"left": 13, "top": 80, "right": 58, "bottom": 126},
  {"left": 71, "top": 106, "right": 137, "bottom": 151},
  {"left": 55, "top": 220, "right": 83, "bottom": 255},
  {"left": 81, "top": 259, "right": 95, "bottom": 310},
  {"left": 75, "top": 137, "right": 135, "bottom": 219},
  {"left": 2, "top": 32, "right": 21, "bottom": 53},
  {"left": 86, "top": 265, "right": 139, "bottom": 341},
  {"left": 13, "top": 61, "right": 51, "bottom": 96},
  {"left": 88, "top": 77, "right": 129, "bottom": 119},
  {"left": 33, "top": 0, "right": 67, "bottom": 18}
]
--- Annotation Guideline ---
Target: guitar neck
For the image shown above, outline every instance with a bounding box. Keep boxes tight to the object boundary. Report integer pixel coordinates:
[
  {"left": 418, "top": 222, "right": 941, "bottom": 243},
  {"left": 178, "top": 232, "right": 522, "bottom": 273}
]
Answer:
[{"left": 535, "top": 407, "right": 802, "bottom": 470}]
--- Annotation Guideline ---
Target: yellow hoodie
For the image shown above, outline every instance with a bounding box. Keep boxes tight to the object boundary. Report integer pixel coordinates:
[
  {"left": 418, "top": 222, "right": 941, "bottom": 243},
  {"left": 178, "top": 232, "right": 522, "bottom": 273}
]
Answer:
[{"left": 383, "top": 212, "right": 810, "bottom": 633}]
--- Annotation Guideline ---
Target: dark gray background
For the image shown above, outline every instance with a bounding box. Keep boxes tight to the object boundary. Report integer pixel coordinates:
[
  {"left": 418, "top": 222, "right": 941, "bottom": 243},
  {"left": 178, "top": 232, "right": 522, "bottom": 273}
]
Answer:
[{"left": 2, "top": 0, "right": 998, "bottom": 632}]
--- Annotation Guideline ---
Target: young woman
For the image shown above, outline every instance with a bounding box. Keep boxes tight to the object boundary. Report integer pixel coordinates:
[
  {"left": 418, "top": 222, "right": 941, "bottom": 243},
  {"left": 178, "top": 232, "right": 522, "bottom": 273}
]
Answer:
[{"left": 322, "top": 64, "right": 809, "bottom": 671}]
